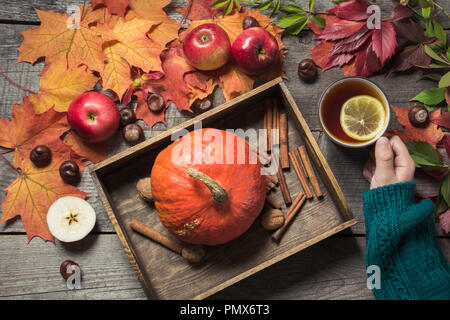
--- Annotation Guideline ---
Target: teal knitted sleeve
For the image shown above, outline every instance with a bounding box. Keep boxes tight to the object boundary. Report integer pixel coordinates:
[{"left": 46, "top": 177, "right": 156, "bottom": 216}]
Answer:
[{"left": 362, "top": 182, "right": 450, "bottom": 300}]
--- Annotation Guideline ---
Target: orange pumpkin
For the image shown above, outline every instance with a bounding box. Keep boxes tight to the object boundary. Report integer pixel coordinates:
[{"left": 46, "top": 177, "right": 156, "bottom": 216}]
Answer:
[{"left": 151, "top": 128, "right": 266, "bottom": 245}]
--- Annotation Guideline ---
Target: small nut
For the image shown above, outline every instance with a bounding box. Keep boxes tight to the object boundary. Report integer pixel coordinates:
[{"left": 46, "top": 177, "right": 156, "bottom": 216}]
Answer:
[
  {"left": 30, "top": 145, "right": 52, "bottom": 168},
  {"left": 260, "top": 208, "right": 284, "bottom": 230},
  {"left": 59, "top": 160, "right": 81, "bottom": 185},
  {"left": 60, "top": 260, "right": 80, "bottom": 280},
  {"left": 181, "top": 245, "right": 205, "bottom": 264},
  {"left": 191, "top": 95, "right": 213, "bottom": 112},
  {"left": 408, "top": 104, "right": 429, "bottom": 128},
  {"left": 136, "top": 177, "right": 153, "bottom": 202},
  {"left": 147, "top": 94, "right": 165, "bottom": 112},
  {"left": 298, "top": 58, "right": 317, "bottom": 82},
  {"left": 119, "top": 107, "right": 136, "bottom": 127},
  {"left": 243, "top": 16, "right": 259, "bottom": 30},
  {"left": 122, "top": 123, "right": 144, "bottom": 143}
]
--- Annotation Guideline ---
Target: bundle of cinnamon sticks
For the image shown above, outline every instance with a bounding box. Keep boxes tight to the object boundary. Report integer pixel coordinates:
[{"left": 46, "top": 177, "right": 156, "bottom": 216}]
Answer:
[{"left": 263, "top": 97, "right": 324, "bottom": 243}]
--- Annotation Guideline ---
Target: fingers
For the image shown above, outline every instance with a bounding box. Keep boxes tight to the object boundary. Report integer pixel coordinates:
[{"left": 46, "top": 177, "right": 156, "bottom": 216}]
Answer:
[
  {"left": 363, "top": 158, "right": 375, "bottom": 183},
  {"left": 374, "top": 137, "right": 395, "bottom": 176},
  {"left": 390, "top": 135, "right": 416, "bottom": 182}
]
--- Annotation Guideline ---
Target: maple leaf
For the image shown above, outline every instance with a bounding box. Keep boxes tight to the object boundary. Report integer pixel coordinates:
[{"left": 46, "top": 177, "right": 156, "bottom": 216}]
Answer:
[
  {"left": 97, "top": 14, "right": 163, "bottom": 99},
  {"left": 18, "top": 6, "right": 106, "bottom": 73},
  {"left": 387, "top": 105, "right": 445, "bottom": 148},
  {"left": 176, "top": 0, "right": 218, "bottom": 21},
  {"left": 91, "top": 0, "right": 129, "bottom": 17},
  {"left": 63, "top": 131, "right": 108, "bottom": 164},
  {"left": 30, "top": 59, "right": 99, "bottom": 114},
  {"left": 431, "top": 112, "right": 450, "bottom": 129},
  {"left": 1, "top": 140, "right": 88, "bottom": 242},
  {"left": 0, "top": 97, "right": 69, "bottom": 166}
]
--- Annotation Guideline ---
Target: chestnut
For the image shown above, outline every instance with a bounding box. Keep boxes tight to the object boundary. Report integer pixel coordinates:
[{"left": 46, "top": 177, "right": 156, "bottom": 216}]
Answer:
[
  {"left": 30, "top": 145, "right": 52, "bottom": 168},
  {"left": 192, "top": 95, "right": 213, "bottom": 112},
  {"left": 242, "top": 16, "right": 259, "bottom": 30},
  {"left": 298, "top": 58, "right": 317, "bottom": 82},
  {"left": 147, "top": 94, "right": 165, "bottom": 112},
  {"left": 59, "top": 160, "right": 81, "bottom": 186},
  {"left": 122, "top": 123, "right": 144, "bottom": 143},
  {"left": 60, "top": 260, "right": 80, "bottom": 280},
  {"left": 93, "top": 80, "right": 103, "bottom": 92},
  {"left": 119, "top": 107, "right": 136, "bottom": 126},
  {"left": 408, "top": 104, "right": 429, "bottom": 128}
]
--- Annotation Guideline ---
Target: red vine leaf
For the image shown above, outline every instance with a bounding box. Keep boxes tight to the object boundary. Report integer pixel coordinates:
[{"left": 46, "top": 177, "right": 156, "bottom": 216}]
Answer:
[{"left": 91, "top": 0, "right": 129, "bottom": 17}]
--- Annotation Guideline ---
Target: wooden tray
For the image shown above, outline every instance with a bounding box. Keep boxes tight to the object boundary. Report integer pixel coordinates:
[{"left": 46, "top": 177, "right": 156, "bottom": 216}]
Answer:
[{"left": 90, "top": 77, "right": 357, "bottom": 300}]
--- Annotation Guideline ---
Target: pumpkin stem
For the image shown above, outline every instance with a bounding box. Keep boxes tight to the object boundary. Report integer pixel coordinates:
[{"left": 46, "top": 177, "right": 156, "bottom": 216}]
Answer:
[{"left": 187, "top": 168, "right": 228, "bottom": 203}]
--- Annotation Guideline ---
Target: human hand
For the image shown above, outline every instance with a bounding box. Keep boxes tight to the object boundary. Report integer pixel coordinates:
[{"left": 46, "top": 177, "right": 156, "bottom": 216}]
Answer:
[{"left": 363, "top": 136, "right": 416, "bottom": 189}]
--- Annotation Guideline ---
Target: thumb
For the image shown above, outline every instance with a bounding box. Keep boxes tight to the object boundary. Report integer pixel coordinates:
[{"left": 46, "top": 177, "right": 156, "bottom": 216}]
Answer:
[{"left": 374, "top": 137, "right": 395, "bottom": 177}]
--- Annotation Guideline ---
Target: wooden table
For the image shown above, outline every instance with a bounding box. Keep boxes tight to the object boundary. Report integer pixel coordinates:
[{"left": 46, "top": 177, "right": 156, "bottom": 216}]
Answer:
[{"left": 0, "top": 0, "right": 448, "bottom": 300}]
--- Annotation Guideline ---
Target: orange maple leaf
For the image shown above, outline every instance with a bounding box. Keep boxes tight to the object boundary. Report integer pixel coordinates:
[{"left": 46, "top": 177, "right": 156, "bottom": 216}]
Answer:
[
  {"left": 1, "top": 140, "right": 88, "bottom": 242},
  {"left": 30, "top": 59, "right": 99, "bottom": 114},
  {"left": 387, "top": 106, "right": 446, "bottom": 148},
  {"left": 0, "top": 97, "right": 69, "bottom": 166},
  {"left": 91, "top": 0, "right": 129, "bottom": 17},
  {"left": 18, "top": 6, "right": 106, "bottom": 73},
  {"left": 63, "top": 131, "right": 108, "bottom": 164}
]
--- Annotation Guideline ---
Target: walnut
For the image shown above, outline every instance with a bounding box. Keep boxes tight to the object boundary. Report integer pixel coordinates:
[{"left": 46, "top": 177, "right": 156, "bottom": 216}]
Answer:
[
  {"left": 260, "top": 208, "right": 285, "bottom": 230},
  {"left": 136, "top": 178, "right": 153, "bottom": 202}
]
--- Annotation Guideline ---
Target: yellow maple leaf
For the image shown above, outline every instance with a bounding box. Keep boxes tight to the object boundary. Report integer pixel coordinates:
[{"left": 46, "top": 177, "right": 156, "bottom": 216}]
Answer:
[
  {"left": 18, "top": 6, "right": 106, "bottom": 73},
  {"left": 30, "top": 59, "right": 99, "bottom": 114}
]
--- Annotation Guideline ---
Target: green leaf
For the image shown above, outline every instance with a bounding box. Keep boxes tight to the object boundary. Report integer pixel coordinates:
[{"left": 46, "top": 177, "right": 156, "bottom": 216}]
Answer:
[
  {"left": 223, "top": 0, "right": 234, "bottom": 16},
  {"left": 277, "top": 14, "right": 305, "bottom": 28},
  {"left": 447, "top": 47, "right": 450, "bottom": 61},
  {"left": 258, "top": 0, "right": 274, "bottom": 10},
  {"left": 441, "top": 173, "right": 450, "bottom": 207},
  {"left": 425, "top": 45, "right": 448, "bottom": 65},
  {"left": 281, "top": 4, "right": 307, "bottom": 13},
  {"left": 421, "top": 7, "right": 431, "bottom": 19},
  {"left": 410, "top": 87, "right": 446, "bottom": 105},
  {"left": 421, "top": 74, "right": 443, "bottom": 81},
  {"left": 309, "top": 0, "right": 315, "bottom": 11},
  {"left": 423, "top": 104, "right": 435, "bottom": 112},
  {"left": 212, "top": 0, "right": 229, "bottom": 8},
  {"left": 270, "top": 0, "right": 281, "bottom": 17},
  {"left": 234, "top": 0, "right": 241, "bottom": 11},
  {"left": 436, "top": 195, "right": 448, "bottom": 215},
  {"left": 285, "top": 16, "right": 308, "bottom": 35},
  {"left": 439, "top": 71, "right": 450, "bottom": 88},
  {"left": 405, "top": 141, "right": 446, "bottom": 169},
  {"left": 311, "top": 15, "right": 325, "bottom": 28},
  {"left": 425, "top": 19, "right": 446, "bottom": 47}
]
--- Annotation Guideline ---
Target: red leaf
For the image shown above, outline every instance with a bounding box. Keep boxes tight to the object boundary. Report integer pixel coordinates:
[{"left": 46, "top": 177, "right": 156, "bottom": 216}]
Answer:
[
  {"left": 387, "top": 106, "right": 446, "bottom": 148},
  {"left": 317, "top": 19, "right": 365, "bottom": 41},
  {"left": 331, "top": 27, "right": 371, "bottom": 55},
  {"left": 328, "top": 0, "right": 371, "bottom": 21},
  {"left": 324, "top": 53, "right": 354, "bottom": 71},
  {"left": 389, "top": 44, "right": 431, "bottom": 74},
  {"left": 176, "top": 0, "right": 218, "bottom": 21},
  {"left": 431, "top": 112, "right": 450, "bottom": 129},
  {"left": 91, "top": 0, "right": 129, "bottom": 17},
  {"left": 386, "top": 4, "right": 413, "bottom": 22},
  {"left": 443, "top": 134, "right": 450, "bottom": 158},
  {"left": 439, "top": 209, "right": 450, "bottom": 234},
  {"left": 311, "top": 40, "right": 335, "bottom": 70},
  {"left": 354, "top": 42, "right": 371, "bottom": 77},
  {"left": 372, "top": 22, "right": 397, "bottom": 65}
]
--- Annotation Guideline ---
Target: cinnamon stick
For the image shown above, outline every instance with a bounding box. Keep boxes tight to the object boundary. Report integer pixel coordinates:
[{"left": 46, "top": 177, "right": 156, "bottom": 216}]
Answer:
[
  {"left": 297, "top": 146, "right": 323, "bottom": 198},
  {"left": 274, "top": 153, "right": 291, "bottom": 205},
  {"left": 266, "top": 196, "right": 281, "bottom": 209},
  {"left": 279, "top": 113, "right": 289, "bottom": 169},
  {"left": 288, "top": 151, "right": 313, "bottom": 199},
  {"left": 130, "top": 219, "right": 183, "bottom": 254},
  {"left": 272, "top": 192, "right": 306, "bottom": 242},
  {"left": 272, "top": 99, "right": 280, "bottom": 147},
  {"left": 265, "top": 175, "right": 279, "bottom": 185}
]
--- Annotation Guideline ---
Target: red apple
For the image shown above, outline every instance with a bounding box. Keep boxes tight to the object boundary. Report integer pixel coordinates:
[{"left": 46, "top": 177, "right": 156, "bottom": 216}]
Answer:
[
  {"left": 183, "top": 23, "right": 231, "bottom": 71},
  {"left": 231, "top": 27, "right": 279, "bottom": 76},
  {"left": 67, "top": 92, "right": 120, "bottom": 143}
]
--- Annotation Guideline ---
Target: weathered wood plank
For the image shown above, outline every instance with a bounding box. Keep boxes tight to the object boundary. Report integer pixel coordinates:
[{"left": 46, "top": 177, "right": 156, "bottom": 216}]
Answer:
[{"left": 0, "top": 234, "right": 448, "bottom": 299}]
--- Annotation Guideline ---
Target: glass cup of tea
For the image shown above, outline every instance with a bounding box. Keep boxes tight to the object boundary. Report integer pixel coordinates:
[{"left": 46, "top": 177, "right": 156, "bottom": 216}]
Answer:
[{"left": 318, "top": 77, "right": 390, "bottom": 148}]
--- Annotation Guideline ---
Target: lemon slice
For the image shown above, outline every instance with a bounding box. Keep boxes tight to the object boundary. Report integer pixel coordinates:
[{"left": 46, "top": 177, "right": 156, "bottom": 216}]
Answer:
[{"left": 340, "top": 95, "right": 386, "bottom": 141}]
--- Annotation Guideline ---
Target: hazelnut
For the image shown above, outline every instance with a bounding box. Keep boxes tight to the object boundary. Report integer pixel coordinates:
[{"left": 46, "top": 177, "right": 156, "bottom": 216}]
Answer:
[
  {"left": 181, "top": 245, "right": 206, "bottom": 265},
  {"left": 136, "top": 177, "right": 153, "bottom": 202},
  {"left": 60, "top": 260, "right": 80, "bottom": 280},
  {"left": 192, "top": 95, "right": 213, "bottom": 112},
  {"left": 147, "top": 94, "right": 165, "bottom": 112},
  {"left": 119, "top": 107, "right": 136, "bottom": 127},
  {"left": 408, "top": 104, "right": 429, "bottom": 128},
  {"left": 260, "top": 208, "right": 285, "bottom": 230},
  {"left": 30, "top": 145, "right": 52, "bottom": 168},
  {"left": 122, "top": 123, "right": 144, "bottom": 143},
  {"left": 298, "top": 58, "right": 317, "bottom": 82},
  {"left": 243, "top": 16, "right": 259, "bottom": 30},
  {"left": 59, "top": 160, "right": 81, "bottom": 186}
]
